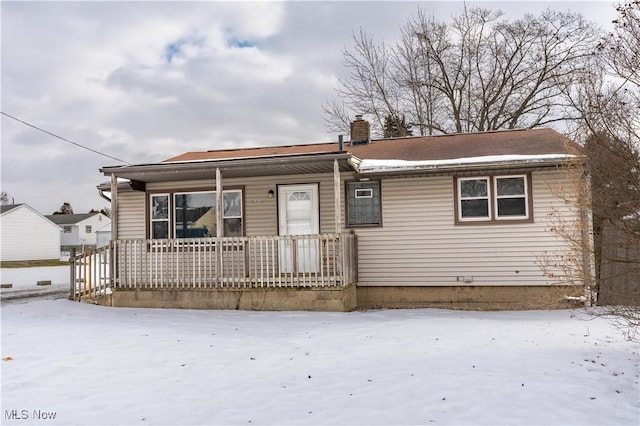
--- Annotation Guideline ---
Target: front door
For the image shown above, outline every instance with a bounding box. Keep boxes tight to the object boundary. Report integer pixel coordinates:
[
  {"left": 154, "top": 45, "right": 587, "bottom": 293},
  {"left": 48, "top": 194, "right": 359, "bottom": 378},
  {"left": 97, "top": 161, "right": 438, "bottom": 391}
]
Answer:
[{"left": 278, "top": 184, "right": 320, "bottom": 273}]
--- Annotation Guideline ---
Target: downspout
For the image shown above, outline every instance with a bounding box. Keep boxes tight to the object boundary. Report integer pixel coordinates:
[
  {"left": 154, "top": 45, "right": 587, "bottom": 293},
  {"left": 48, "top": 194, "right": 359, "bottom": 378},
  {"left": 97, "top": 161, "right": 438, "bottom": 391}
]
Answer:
[{"left": 98, "top": 188, "right": 111, "bottom": 203}]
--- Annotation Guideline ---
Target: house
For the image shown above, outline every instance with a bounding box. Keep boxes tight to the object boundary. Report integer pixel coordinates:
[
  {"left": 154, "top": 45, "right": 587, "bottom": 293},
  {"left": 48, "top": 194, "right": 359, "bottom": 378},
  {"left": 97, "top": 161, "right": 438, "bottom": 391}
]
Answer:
[
  {"left": 46, "top": 212, "right": 111, "bottom": 254},
  {"left": 88, "top": 119, "right": 592, "bottom": 311},
  {"left": 96, "top": 223, "right": 111, "bottom": 248},
  {"left": 0, "top": 204, "right": 62, "bottom": 261}
]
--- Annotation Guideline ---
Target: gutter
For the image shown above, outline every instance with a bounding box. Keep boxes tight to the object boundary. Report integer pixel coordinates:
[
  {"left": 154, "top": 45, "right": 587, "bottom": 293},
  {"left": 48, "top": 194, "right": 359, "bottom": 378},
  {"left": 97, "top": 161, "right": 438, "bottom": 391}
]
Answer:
[
  {"left": 100, "top": 152, "right": 354, "bottom": 176},
  {"left": 98, "top": 188, "right": 111, "bottom": 203},
  {"left": 355, "top": 157, "right": 580, "bottom": 177}
]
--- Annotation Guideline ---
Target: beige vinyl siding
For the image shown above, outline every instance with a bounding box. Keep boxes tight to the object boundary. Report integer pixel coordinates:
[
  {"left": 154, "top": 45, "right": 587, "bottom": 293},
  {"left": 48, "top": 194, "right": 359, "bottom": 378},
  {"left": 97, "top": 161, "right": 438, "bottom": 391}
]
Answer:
[
  {"left": 117, "top": 189, "right": 146, "bottom": 239},
  {"left": 127, "top": 172, "right": 348, "bottom": 238},
  {"left": 116, "top": 168, "right": 578, "bottom": 287},
  {"left": 354, "top": 169, "right": 578, "bottom": 287}
]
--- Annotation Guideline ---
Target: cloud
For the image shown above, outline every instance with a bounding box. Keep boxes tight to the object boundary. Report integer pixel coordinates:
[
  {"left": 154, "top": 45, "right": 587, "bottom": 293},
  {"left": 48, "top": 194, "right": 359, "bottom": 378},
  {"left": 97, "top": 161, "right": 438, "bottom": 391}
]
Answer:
[{"left": 1, "top": 1, "right": 618, "bottom": 214}]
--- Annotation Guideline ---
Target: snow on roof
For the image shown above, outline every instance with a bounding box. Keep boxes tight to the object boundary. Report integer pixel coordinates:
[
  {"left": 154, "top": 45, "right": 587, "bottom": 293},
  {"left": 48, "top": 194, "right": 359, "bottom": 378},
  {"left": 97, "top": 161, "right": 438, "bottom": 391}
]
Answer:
[{"left": 358, "top": 153, "right": 576, "bottom": 173}]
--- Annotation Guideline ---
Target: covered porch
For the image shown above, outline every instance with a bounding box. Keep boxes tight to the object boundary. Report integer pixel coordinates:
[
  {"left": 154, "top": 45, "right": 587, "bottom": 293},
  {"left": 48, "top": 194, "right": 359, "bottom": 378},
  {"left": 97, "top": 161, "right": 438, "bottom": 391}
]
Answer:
[{"left": 74, "top": 152, "right": 360, "bottom": 310}]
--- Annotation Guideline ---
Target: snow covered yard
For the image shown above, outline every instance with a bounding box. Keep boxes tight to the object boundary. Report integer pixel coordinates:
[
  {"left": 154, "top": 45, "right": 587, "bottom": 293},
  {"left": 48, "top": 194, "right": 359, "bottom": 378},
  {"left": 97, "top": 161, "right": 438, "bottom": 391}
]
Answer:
[
  {"left": 0, "top": 267, "right": 70, "bottom": 301},
  {"left": 1, "top": 300, "right": 638, "bottom": 426}
]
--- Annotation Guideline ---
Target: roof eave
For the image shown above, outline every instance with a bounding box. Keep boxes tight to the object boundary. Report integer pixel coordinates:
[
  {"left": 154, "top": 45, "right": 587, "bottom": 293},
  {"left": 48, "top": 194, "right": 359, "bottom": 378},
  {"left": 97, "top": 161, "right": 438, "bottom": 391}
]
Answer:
[
  {"left": 356, "top": 157, "right": 580, "bottom": 177},
  {"left": 100, "top": 152, "right": 356, "bottom": 182}
]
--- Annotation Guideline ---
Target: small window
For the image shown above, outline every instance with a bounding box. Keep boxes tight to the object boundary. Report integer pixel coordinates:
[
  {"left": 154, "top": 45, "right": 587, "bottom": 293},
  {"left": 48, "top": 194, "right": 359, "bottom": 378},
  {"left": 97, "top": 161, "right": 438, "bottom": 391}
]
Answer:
[
  {"left": 355, "top": 188, "right": 373, "bottom": 198},
  {"left": 63, "top": 226, "right": 72, "bottom": 233},
  {"left": 85, "top": 225, "right": 92, "bottom": 233},
  {"left": 346, "top": 181, "right": 381, "bottom": 227}
]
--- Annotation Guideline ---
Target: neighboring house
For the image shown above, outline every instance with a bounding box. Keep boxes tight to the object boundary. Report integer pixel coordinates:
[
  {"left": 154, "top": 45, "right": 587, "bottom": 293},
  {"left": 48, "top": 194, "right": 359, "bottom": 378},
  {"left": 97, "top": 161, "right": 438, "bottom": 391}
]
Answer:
[
  {"left": 96, "top": 223, "right": 112, "bottom": 248},
  {"left": 91, "top": 118, "right": 591, "bottom": 311},
  {"left": 0, "top": 204, "right": 62, "bottom": 261},
  {"left": 46, "top": 213, "right": 111, "bottom": 253}
]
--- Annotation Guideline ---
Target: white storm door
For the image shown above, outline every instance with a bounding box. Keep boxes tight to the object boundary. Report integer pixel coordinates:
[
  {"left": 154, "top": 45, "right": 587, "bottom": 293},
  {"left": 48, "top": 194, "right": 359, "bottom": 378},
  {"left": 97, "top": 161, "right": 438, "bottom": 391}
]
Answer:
[{"left": 278, "top": 184, "right": 320, "bottom": 273}]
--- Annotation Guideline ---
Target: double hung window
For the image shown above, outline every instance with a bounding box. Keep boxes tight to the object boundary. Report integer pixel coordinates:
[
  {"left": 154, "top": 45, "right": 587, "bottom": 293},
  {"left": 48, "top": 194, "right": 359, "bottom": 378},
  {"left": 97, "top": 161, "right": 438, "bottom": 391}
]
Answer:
[{"left": 456, "top": 175, "right": 530, "bottom": 223}]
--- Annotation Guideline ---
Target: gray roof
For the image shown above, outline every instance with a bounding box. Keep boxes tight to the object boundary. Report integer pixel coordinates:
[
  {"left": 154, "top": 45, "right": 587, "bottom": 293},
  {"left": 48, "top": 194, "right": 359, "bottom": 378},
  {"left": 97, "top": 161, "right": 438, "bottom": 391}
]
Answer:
[
  {"left": 45, "top": 213, "right": 100, "bottom": 225},
  {"left": 0, "top": 204, "right": 24, "bottom": 214}
]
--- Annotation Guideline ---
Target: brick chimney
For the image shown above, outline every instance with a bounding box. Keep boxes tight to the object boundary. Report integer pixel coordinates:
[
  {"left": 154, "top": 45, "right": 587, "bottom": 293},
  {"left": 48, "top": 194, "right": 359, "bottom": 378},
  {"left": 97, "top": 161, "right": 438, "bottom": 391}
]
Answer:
[{"left": 350, "top": 115, "right": 370, "bottom": 145}]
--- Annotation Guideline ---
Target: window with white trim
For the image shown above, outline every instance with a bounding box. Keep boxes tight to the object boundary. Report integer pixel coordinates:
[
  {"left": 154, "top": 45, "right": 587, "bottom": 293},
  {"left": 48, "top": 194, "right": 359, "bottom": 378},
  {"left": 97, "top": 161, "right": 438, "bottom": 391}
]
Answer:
[
  {"left": 456, "top": 175, "right": 530, "bottom": 223},
  {"left": 346, "top": 180, "right": 381, "bottom": 226},
  {"left": 495, "top": 176, "right": 528, "bottom": 219},
  {"left": 458, "top": 177, "right": 490, "bottom": 220},
  {"left": 149, "top": 190, "right": 243, "bottom": 238}
]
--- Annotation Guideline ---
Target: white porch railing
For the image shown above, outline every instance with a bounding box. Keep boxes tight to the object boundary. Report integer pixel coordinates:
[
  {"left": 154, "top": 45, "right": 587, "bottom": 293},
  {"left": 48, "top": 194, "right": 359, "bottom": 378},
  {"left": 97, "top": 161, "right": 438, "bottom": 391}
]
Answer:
[
  {"left": 70, "top": 246, "right": 111, "bottom": 302},
  {"left": 71, "top": 233, "right": 357, "bottom": 301}
]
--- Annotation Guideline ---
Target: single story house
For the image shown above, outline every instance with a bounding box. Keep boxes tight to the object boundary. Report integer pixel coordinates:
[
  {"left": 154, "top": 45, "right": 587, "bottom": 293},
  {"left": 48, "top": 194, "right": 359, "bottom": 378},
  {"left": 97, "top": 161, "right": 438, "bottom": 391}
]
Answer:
[
  {"left": 90, "top": 118, "right": 592, "bottom": 311},
  {"left": 0, "top": 204, "right": 62, "bottom": 261},
  {"left": 46, "top": 212, "right": 111, "bottom": 254}
]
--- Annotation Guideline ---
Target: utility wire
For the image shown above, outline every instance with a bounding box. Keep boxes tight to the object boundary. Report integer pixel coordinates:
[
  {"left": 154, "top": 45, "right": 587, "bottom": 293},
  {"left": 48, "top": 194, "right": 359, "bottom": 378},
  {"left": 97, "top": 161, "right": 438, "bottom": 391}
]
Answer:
[{"left": 1, "top": 111, "right": 130, "bottom": 164}]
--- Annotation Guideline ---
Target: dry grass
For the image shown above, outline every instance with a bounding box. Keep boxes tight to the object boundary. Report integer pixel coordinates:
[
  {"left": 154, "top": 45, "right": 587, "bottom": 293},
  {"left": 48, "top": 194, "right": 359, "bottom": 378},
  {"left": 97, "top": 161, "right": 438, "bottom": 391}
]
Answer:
[{"left": 0, "top": 259, "right": 68, "bottom": 268}]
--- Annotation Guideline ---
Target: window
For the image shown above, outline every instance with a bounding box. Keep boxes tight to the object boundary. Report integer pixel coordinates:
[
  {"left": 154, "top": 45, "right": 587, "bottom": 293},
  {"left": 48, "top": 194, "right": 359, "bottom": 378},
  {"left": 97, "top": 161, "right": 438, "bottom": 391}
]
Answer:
[
  {"left": 85, "top": 225, "right": 92, "bottom": 233},
  {"left": 495, "top": 176, "right": 527, "bottom": 218},
  {"left": 456, "top": 175, "right": 530, "bottom": 223},
  {"left": 149, "top": 190, "right": 243, "bottom": 239},
  {"left": 458, "top": 177, "right": 490, "bottom": 220},
  {"left": 63, "top": 226, "right": 72, "bottom": 233},
  {"left": 150, "top": 194, "right": 169, "bottom": 239},
  {"left": 346, "top": 180, "right": 381, "bottom": 226}
]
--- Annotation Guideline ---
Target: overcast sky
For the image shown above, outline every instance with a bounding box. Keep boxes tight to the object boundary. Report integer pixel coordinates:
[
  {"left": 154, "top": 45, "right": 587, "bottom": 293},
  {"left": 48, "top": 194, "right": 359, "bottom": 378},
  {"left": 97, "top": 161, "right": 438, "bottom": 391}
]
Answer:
[{"left": 1, "top": 1, "right": 617, "bottom": 215}]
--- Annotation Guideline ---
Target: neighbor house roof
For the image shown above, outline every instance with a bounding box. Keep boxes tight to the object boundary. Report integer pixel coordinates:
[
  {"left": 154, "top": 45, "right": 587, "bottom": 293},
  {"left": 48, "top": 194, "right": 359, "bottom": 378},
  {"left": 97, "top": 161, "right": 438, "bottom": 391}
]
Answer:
[
  {"left": 101, "top": 127, "right": 580, "bottom": 183},
  {"left": 1, "top": 204, "right": 63, "bottom": 231},
  {"left": 45, "top": 213, "right": 101, "bottom": 225},
  {"left": 0, "top": 204, "right": 24, "bottom": 215}
]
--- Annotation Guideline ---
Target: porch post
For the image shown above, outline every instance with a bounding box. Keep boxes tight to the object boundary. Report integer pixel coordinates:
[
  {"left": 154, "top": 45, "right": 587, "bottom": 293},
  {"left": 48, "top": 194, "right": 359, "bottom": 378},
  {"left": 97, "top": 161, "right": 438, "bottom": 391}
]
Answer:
[
  {"left": 334, "top": 159, "right": 345, "bottom": 286},
  {"left": 110, "top": 173, "right": 118, "bottom": 290},
  {"left": 216, "top": 168, "right": 223, "bottom": 239},
  {"left": 333, "top": 159, "right": 342, "bottom": 232},
  {"left": 215, "top": 168, "right": 223, "bottom": 284},
  {"left": 110, "top": 174, "right": 118, "bottom": 240}
]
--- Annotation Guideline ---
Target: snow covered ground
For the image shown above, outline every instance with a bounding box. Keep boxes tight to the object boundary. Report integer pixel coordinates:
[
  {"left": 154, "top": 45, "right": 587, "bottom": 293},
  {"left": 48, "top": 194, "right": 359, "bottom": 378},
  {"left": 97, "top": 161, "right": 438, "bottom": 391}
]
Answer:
[
  {"left": 0, "top": 266, "right": 70, "bottom": 302},
  {"left": 1, "top": 300, "right": 638, "bottom": 425}
]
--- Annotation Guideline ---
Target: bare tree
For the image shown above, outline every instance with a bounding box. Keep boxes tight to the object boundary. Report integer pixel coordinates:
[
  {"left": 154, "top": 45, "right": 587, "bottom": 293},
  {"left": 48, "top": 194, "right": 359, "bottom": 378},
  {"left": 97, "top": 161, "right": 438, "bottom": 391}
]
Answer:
[
  {"left": 556, "top": 1, "right": 640, "bottom": 339},
  {"left": 53, "top": 202, "right": 74, "bottom": 215},
  {"left": 324, "top": 5, "right": 601, "bottom": 137},
  {"left": 0, "top": 191, "right": 11, "bottom": 205}
]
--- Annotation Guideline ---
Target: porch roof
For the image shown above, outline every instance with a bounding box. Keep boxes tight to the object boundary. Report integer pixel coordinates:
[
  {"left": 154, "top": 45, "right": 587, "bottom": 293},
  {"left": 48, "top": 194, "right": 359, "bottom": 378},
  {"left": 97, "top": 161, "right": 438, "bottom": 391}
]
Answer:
[{"left": 100, "top": 152, "right": 356, "bottom": 183}]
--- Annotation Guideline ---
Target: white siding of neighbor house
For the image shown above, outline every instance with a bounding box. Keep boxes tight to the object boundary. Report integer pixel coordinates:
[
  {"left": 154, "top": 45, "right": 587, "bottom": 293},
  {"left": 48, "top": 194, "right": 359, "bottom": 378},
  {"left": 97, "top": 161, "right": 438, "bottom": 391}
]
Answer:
[
  {"left": 59, "top": 214, "right": 111, "bottom": 247},
  {"left": 354, "top": 169, "right": 577, "bottom": 287},
  {"left": 0, "top": 205, "right": 61, "bottom": 261},
  {"left": 115, "top": 168, "right": 578, "bottom": 287}
]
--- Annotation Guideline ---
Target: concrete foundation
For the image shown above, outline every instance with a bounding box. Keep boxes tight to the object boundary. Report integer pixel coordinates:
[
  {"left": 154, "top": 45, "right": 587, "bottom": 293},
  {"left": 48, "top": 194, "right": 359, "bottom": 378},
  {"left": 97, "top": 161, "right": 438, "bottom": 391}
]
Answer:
[
  {"left": 109, "top": 284, "right": 357, "bottom": 312},
  {"left": 356, "top": 285, "right": 585, "bottom": 311},
  {"left": 104, "top": 284, "right": 584, "bottom": 312}
]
